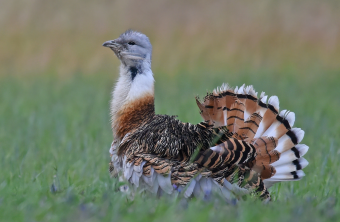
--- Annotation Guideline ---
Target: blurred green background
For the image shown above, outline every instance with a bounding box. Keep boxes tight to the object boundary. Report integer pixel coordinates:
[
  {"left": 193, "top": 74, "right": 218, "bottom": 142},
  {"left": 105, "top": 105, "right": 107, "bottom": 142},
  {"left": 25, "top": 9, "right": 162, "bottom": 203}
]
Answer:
[{"left": 1, "top": 0, "right": 340, "bottom": 221}]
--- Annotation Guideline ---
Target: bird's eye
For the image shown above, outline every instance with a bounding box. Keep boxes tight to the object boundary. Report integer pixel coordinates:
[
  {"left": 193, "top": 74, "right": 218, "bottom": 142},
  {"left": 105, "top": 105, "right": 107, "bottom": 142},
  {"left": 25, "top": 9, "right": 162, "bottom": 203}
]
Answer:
[{"left": 128, "top": 41, "right": 135, "bottom": 45}]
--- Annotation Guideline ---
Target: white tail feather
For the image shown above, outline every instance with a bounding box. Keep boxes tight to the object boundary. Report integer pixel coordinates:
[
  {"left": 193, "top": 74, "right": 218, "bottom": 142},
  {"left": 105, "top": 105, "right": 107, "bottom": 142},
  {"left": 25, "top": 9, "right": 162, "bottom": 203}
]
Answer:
[
  {"left": 193, "top": 181, "right": 203, "bottom": 198},
  {"left": 142, "top": 168, "right": 156, "bottom": 187},
  {"left": 268, "top": 96, "right": 279, "bottom": 110},
  {"left": 260, "top": 94, "right": 267, "bottom": 103},
  {"left": 184, "top": 180, "right": 197, "bottom": 198},
  {"left": 199, "top": 177, "right": 213, "bottom": 193},
  {"left": 220, "top": 184, "right": 232, "bottom": 199},
  {"left": 238, "top": 84, "right": 245, "bottom": 94},
  {"left": 157, "top": 173, "right": 173, "bottom": 194},
  {"left": 291, "top": 128, "right": 305, "bottom": 143},
  {"left": 268, "top": 170, "right": 305, "bottom": 181},
  {"left": 275, "top": 128, "right": 304, "bottom": 153},
  {"left": 131, "top": 171, "right": 140, "bottom": 187},
  {"left": 149, "top": 175, "right": 159, "bottom": 193},
  {"left": 271, "top": 144, "right": 309, "bottom": 167},
  {"left": 295, "top": 144, "right": 309, "bottom": 156},
  {"left": 124, "top": 163, "right": 134, "bottom": 180},
  {"left": 286, "top": 112, "right": 295, "bottom": 127},
  {"left": 274, "top": 157, "right": 309, "bottom": 173},
  {"left": 279, "top": 109, "right": 288, "bottom": 117}
]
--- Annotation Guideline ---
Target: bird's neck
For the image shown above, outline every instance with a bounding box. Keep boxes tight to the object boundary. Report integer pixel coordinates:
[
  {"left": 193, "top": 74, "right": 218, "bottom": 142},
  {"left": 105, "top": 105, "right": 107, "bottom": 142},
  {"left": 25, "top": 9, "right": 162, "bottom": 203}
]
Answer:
[{"left": 110, "top": 62, "right": 155, "bottom": 140}]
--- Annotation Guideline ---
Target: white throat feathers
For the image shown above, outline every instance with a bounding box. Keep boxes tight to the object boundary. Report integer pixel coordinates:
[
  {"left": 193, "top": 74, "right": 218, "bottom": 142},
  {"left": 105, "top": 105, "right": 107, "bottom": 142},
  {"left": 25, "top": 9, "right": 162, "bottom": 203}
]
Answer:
[{"left": 110, "top": 60, "right": 155, "bottom": 139}]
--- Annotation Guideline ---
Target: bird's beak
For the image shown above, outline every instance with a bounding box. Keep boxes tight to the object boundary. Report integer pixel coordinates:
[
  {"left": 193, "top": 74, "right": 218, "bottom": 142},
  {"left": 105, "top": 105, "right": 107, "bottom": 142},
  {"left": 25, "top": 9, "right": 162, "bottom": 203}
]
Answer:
[{"left": 102, "top": 40, "right": 120, "bottom": 48}]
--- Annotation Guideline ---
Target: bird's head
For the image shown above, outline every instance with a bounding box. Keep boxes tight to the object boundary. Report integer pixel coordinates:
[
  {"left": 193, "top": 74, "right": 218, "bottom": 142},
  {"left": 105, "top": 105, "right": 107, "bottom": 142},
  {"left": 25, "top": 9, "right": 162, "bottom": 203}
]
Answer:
[{"left": 103, "top": 30, "right": 152, "bottom": 67}]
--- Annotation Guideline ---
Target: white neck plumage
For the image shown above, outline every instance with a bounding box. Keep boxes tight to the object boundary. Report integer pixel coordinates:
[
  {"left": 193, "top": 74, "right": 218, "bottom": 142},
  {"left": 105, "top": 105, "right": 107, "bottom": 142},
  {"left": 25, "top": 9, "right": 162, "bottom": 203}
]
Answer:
[{"left": 110, "top": 60, "right": 155, "bottom": 138}]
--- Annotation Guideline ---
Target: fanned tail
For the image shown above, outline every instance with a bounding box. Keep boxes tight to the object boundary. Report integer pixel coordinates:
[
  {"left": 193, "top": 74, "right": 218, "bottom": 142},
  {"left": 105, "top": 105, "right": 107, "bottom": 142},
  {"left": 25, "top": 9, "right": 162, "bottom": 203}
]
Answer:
[{"left": 196, "top": 84, "right": 309, "bottom": 189}]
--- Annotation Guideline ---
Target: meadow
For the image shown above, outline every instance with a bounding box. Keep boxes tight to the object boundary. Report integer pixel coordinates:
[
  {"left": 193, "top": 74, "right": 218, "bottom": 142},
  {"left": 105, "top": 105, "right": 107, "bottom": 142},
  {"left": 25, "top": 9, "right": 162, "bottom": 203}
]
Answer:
[{"left": 1, "top": 0, "right": 340, "bottom": 221}]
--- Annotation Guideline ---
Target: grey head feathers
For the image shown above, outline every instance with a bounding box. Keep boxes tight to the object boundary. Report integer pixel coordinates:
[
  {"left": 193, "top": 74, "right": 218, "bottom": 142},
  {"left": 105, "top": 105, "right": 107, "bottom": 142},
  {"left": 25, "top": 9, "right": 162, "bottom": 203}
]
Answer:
[{"left": 103, "top": 30, "right": 152, "bottom": 68}]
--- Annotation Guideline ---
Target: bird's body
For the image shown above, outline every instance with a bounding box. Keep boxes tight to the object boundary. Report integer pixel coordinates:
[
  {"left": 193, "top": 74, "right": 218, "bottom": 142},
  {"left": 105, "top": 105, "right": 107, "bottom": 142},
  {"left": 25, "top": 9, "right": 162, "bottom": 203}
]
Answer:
[{"left": 104, "top": 30, "right": 309, "bottom": 201}]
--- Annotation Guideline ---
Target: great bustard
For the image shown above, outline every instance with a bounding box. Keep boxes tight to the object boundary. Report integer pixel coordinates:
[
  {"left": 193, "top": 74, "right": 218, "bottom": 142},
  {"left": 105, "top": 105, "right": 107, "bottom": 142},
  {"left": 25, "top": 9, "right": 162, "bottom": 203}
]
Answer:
[{"left": 103, "top": 30, "right": 309, "bottom": 201}]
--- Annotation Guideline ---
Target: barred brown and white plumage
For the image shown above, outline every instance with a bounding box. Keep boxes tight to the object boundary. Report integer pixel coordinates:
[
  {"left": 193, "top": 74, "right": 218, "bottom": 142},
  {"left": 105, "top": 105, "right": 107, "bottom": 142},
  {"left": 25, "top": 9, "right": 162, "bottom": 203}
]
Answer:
[{"left": 103, "top": 30, "right": 309, "bottom": 201}]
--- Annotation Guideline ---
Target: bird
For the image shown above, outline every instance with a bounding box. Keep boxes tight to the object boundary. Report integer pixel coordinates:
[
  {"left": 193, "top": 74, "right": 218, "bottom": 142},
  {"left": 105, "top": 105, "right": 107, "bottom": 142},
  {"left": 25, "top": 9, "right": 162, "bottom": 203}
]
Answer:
[{"left": 103, "top": 30, "right": 309, "bottom": 201}]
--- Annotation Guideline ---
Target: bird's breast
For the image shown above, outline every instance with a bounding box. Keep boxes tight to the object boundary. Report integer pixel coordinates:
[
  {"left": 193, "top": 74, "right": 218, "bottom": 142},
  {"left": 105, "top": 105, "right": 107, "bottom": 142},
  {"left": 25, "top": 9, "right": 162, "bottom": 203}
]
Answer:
[{"left": 113, "top": 93, "right": 155, "bottom": 140}]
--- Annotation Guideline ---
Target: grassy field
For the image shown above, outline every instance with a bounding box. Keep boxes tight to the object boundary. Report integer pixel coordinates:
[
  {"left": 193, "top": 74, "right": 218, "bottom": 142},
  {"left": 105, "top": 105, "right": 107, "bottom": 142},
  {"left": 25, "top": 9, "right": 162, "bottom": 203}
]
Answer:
[
  {"left": 1, "top": 0, "right": 340, "bottom": 221},
  {"left": 1, "top": 69, "right": 339, "bottom": 221}
]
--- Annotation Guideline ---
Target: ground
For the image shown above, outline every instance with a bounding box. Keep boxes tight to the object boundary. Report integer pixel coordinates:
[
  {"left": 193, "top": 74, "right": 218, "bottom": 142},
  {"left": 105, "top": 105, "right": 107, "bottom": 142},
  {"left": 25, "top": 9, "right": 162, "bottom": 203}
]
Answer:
[{"left": 0, "top": 68, "right": 339, "bottom": 221}]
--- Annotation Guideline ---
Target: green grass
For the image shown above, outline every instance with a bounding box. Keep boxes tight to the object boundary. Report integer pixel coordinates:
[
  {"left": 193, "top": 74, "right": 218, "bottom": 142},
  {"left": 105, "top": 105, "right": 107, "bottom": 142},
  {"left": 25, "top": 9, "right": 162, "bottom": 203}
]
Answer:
[
  {"left": 0, "top": 68, "right": 339, "bottom": 221},
  {"left": 1, "top": 0, "right": 340, "bottom": 221}
]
